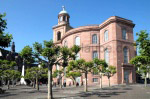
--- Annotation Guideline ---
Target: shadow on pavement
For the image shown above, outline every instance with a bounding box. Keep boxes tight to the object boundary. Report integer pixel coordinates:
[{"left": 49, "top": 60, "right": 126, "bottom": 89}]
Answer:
[{"left": 0, "top": 92, "right": 17, "bottom": 98}]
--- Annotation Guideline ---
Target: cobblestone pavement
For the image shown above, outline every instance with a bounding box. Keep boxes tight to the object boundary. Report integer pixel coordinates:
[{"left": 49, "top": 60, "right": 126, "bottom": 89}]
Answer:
[{"left": 0, "top": 84, "right": 150, "bottom": 99}]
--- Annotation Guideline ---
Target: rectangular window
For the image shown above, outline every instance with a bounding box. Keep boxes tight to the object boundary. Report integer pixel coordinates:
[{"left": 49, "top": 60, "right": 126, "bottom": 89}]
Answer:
[
  {"left": 93, "top": 78, "right": 98, "bottom": 82},
  {"left": 104, "top": 30, "right": 108, "bottom": 42},
  {"left": 122, "top": 29, "right": 127, "bottom": 40},
  {"left": 93, "top": 51, "right": 98, "bottom": 59},
  {"left": 92, "top": 34, "right": 97, "bottom": 44}
]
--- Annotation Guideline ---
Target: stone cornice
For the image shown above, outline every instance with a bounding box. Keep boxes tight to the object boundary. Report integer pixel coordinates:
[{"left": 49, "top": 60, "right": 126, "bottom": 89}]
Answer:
[
  {"left": 53, "top": 16, "right": 135, "bottom": 45},
  {"left": 99, "top": 16, "right": 135, "bottom": 29},
  {"left": 53, "top": 23, "right": 69, "bottom": 29},
  {"left": 61, "top": 25, "right": 100, "bottom": 41}
]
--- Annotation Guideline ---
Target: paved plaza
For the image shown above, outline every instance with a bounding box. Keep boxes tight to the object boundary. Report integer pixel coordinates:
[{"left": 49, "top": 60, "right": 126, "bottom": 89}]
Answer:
[{"left": 0, "top": 84, "right": 150, "bottom": 99}]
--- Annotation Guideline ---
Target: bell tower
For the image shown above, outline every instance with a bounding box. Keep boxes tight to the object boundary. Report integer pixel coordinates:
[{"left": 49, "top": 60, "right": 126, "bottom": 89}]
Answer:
[
  {"left": 58, "top": 6, "right": 70, "bottom": 25},
  {"left": 53, "top": 6, "right": 73, "bottom": 43}
]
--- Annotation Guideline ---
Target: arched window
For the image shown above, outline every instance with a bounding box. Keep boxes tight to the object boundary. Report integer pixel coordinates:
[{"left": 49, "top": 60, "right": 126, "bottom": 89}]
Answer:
[
  {"left": 122, "top": 29, "right": 127, "bottom": 40},
  {"left": 104, "top": 48, "right": 109, "bottom": 64},
  {"left": 75, "top": 36, "right": 80, "bottom": 46},
  {"left": 64, "top": 41, "right": 67, "bottom": 47},
  {"left": 92, "top": 34, "right": 98, "bottom": 44},
  {"left": 93, "top": 51, "right": 98, "bottom": 59},
  {"left": 123, "top": 47, "right": 128, "bottom": 63},
  {"left": 104, "top": 30, "right": 108, "bottom": 41},
  {"left": 57, "top": 32, "right": 61, "bottom": 41}
]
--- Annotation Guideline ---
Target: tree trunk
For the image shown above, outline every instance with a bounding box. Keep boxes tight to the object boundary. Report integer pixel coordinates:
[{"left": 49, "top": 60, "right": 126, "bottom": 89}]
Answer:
[
  {"left": 145, "top": 76, "right": 147, "bottom": 87},
  {"left": 33, "top": 80, "right": 36, "bottom": 88},
  {"left": 36, "top": 77, "right": 39, "bottom": 90},
  {"left": 84, "top": 72, "right": 88, "bottom": 92},
  {"left": 108, "top": 77, "right": 110, "bottom": 87},
  {"left": 12, "top": 78, "right": 14, "bottom": 87},
  {"left": 7, "top": 80, "right": 10, "bottom": 89},
  {"left": 100, "top": 73, "right": 102, "bottom": 89},
  {"left": 60, "top": 77, "right": 62, "bottom": 89},
  {"left": 48, "top": 65, "right": 53, "bottom": 99}
]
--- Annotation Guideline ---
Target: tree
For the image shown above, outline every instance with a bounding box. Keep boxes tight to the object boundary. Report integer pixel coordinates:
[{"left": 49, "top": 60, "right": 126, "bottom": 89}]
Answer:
[
  {"left": 93, "top": 58, "right": 108, "bottom": 88},
  {"left": 130, "top": 56, "right": 150, "bottom": 87},
  {"left": 11, "top": 70, "right": 21, "bottom": 87},
  {"left": 104, "top": 66, "right": 116, "bottom": 87},
  {"left": 66, "top": 71, "right": 81, "bottom": 86},
  {"left": 0, "top": 13, "right": 13, "bottom": 48},
  {"left": 130, "top": 30, "right": 150, "bottom": 87},
  {"left": 25, "top": 67, "right": 46, "bottom": 90},
  {"left": 41, "top": 40, "right": 60, "bottom": 99},
  {"left": 20, "top": 45, "right": 34, "bottom": 68},
  {"left": 0, "top": 60, "right": 20, "bottom": 89},
  {"left": 25, "top": 68, "right": 36, "bottom": 88},
  {"left": 136, "top": 30, "right": 150, "bottom": 56},
  {"left": 58, "top": 45, "right": 80, "bottom": 87},
  {"left": 68, "top": 59, "right": 93, "bottom": 92},
  {"left": 53, "top": 68, "right": 64, "bottom": 88}
]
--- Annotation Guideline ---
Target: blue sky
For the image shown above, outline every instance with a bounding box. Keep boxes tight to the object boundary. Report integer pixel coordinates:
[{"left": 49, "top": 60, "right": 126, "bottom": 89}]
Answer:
[{"left": 0, "top": 0, "right": 150, "bottom": 52}]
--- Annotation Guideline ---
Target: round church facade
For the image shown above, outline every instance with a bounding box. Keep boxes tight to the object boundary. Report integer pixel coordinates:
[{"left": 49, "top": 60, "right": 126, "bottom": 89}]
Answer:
[{"left": 52, "top": 7, "right": 136, "bottom": 86}]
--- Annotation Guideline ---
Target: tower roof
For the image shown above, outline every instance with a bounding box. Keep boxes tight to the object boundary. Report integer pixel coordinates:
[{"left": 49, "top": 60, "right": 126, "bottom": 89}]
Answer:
[{"left": 59, "top": 6, "right": 68, "bottom": 14}]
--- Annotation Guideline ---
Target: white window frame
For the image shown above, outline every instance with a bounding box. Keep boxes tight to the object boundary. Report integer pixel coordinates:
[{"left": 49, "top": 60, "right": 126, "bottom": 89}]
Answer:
[
  {"left": 75, "top": 36, "right": 80, "bottom": 46},
  {"left": 92, "top": 34, "right": 98, "bottom": 44},
  {"left": 104, "top": 30, "right": 108, "bottom": 42},
  {"left": 104, "top": 48, "right": 109, "bottom": 64}
]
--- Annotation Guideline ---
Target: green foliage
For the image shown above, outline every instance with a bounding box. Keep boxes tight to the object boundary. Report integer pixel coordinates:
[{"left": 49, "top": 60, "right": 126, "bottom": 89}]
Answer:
[
  {"left": 42, "top": 40, "right": 60, "bottom": 65},
  {"left": 25, "top": 67, "right": 47, "bottom": 80},
  {"left": 0, "top": 13, "right": 13, "bottom": 48},
  {"left": 8, "top": 70, "right": 21, "bottom": 80},
  {"left": 20, "top": 46, "right": 34, "bottom": 65},
  {"left": 104, "top": 66, "right": 116, "bottom": 79},
  {"left": 130, "top": 56, "right": 150, "bottom": 76},
  {"left": 130, "top": 30, "right": 150, "bottom": 87},
  {"left": 93, "top": 58, "right": 108, "bottom": 73},
  {"left": 0, "top": 60, "right": 20, "bottom": 81},
  {"left": 136, "top": 30, "right": 150, "bottom": 56},
  {"left": 66, "top": 71, "right": 81, "bottom": 80},
  {"left": 53, "top": 69, "right": 64, "bottom": 78},
  {"left": 68, "top": 59, "right": 93, "bottom": 73},
  {"left": 70, "top": 45, "right": 81, "bottom": 60},
  {"left": 0, "top": 60, "right": 16, "bottom": 70},
  {"left": 131, "top": 31, "right": 150, "bottom": 72},
  {"left": 58, "top": 45, "right": 81, "bottom": 70}
]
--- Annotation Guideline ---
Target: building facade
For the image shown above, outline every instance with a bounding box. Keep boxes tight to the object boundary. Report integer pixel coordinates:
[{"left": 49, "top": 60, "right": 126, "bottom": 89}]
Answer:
[{"left": 53, "top": 6, "right": 136, "bottom": 86}]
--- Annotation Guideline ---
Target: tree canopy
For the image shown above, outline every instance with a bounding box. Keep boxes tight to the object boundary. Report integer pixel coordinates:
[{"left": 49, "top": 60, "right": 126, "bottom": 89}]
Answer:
[{"left": 0, "top": 13, "right": 13, "bottom": 48}]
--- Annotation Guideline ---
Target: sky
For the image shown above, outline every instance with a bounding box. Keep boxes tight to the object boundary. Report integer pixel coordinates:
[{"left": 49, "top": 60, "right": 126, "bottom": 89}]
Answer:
[{"left": 0, "top": 0, "right": 150, "bottom": 52}]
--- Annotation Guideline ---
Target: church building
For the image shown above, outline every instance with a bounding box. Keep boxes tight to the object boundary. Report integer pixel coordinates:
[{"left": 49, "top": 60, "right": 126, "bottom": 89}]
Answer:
[{"left": 53, "top": 6, "right": 136, "bottom": 85}]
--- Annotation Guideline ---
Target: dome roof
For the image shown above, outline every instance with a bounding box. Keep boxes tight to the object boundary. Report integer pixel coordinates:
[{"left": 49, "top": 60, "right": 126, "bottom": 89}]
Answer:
[{"left": 59, "top": 6, "right": 68, "bottom": 14}]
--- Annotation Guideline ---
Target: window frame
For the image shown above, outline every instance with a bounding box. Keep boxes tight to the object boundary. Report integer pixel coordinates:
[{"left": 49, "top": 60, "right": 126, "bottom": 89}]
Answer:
[
  {"left": 57, "top": 31, "right": 61, "bottom": 41},
  {"left": 93, "top": 78, "right": 98, "bottom": 83},
  {"left": 93, "top": 51, "right": 98, "bottom": 59},
  {"left": 104, "top": 48, "right": 109, "bottom": 64},
  {"left": 92, "top": 34, "right": 98, "bottom": 44},
  {"left": 122, "top": 28, "right": 127, "bottom": 40},
  {"left": 75, "top": 36, "right": 80, "bottom": 46},
  {"left": 104, "top": 30, "right": 109, "bottom": 42},
  {"left": 123, "top": 47, "right": 129, "bottom": 63}
]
